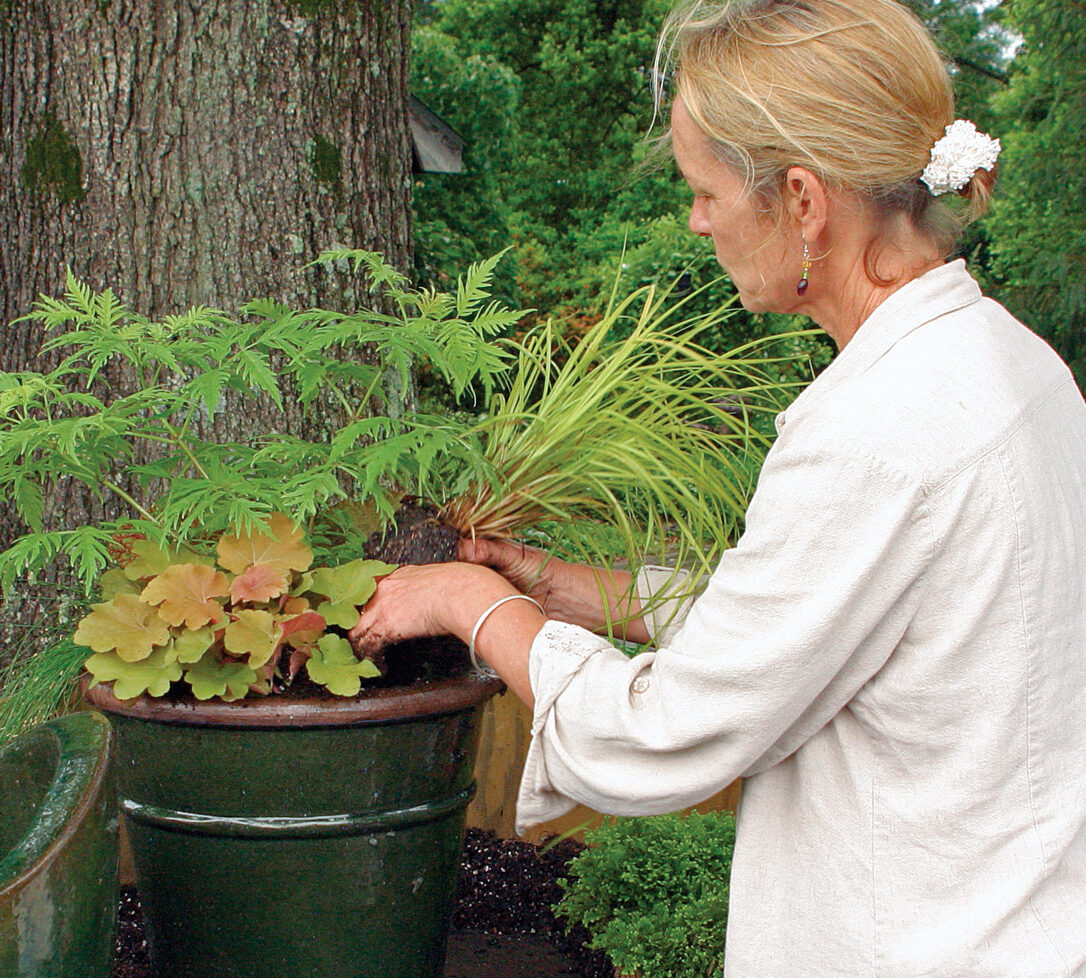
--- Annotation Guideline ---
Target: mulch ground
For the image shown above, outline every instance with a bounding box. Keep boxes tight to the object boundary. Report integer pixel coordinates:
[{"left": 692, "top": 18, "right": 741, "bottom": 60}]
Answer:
[{"left": 110, "top": 828, "right": 612, "bottom": 978}]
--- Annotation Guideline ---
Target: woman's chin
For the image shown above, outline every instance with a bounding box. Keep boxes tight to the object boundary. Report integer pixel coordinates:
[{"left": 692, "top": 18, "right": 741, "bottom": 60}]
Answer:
[
  {"left": 735, "top": 284, "right": 798, "bottom": 317},
  {"left": 736, "top": 290, "right": 771, "bottom": 314}
]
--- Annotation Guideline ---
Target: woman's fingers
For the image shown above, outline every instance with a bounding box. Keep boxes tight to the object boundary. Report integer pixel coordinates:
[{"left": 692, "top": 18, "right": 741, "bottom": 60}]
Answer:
[
  {"left": 458, "top": 536, "right": 528, "bottom": 572},
  {"left": 458, "top": 537, "right": 551, "bottom": 598},
  {"left": 348, "top": 562, "right": 514, "bottom": 656}
]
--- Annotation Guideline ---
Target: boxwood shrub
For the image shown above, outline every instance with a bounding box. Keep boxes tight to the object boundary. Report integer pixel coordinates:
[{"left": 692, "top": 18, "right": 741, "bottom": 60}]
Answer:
[{"left": 555, "top": 809, "right": 736, "bottom": 978}]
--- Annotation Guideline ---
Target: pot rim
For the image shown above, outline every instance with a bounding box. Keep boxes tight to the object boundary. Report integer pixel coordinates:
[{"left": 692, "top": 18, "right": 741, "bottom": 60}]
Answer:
[
  {"left": 81, "top": 671, "right": 505, "bottom": 729},
  {"left": 0, "top": 711, "right": 115, "bottom": 895}
]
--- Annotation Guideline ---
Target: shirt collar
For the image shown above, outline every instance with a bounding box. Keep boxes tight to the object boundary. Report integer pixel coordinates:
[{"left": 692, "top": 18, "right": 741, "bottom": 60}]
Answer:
[{"left": 777, "top": 260, "right": 982, "bottom": 431}]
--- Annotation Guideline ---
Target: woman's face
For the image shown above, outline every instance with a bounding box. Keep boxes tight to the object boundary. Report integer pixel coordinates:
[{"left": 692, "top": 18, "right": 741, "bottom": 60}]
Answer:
[{"left": 670, "top": 98, "right": 795, "bottom": 314}]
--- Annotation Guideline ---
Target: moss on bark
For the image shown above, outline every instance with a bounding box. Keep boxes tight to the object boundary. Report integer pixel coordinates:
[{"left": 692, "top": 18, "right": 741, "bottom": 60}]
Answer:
[
  {"left": 309, "top": 134, "right": 342, "bottom": 188},
  {"left": 20, "top": 107, "right": 86, "bottom": 205}
]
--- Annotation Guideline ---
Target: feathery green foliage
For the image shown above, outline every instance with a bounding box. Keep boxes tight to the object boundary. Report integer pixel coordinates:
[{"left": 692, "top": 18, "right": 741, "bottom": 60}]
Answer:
[{"left": 0, "top": 251, "right": 519, "bottom": 594}]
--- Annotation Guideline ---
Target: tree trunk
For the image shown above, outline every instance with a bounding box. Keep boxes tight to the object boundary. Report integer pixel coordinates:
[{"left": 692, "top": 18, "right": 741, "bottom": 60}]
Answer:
[
  {"left": 0, "top": 0, "right": 413, "bottom": 669},
  {"left": 1, "top": 0, "right": 412, "bottom": 327}
]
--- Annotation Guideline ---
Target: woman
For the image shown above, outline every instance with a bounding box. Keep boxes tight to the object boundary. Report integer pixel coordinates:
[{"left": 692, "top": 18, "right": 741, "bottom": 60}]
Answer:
[{"left": 352, "top": 0, "right": 1086, "bottom": 973}]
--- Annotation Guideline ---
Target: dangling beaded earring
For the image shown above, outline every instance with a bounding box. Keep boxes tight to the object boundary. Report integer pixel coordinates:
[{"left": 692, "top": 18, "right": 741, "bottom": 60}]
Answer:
[{"left": 797, "top": 241, "right": 812, "bottom": 296}]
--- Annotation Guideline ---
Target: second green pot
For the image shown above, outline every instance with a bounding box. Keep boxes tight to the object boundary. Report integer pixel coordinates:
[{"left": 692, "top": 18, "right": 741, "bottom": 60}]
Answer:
[{"left": 0, "top": 711, "right": 118, "bottom": 978}]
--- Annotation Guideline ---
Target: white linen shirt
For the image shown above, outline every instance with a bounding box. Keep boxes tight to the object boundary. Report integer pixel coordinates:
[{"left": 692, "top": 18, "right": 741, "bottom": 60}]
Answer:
[{"left": 516, "top": 261, "right": 1086, "bottom": 977}]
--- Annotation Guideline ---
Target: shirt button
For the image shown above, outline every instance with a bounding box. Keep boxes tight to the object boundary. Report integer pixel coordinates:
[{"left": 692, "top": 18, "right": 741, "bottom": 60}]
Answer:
[
  {"left": 775, "top": 411, "right": 787, "bottom": 433},
  {"left": 632, "top": 676, "right": 651, "bottom": 694}
]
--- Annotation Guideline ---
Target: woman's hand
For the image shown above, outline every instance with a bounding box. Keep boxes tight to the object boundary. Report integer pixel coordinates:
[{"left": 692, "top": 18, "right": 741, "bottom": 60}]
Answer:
[
  {"left": 348, "top": 560, "right": 542, "bottom": 705},
  {"left": 457, "top": 538, "right": 560, "bottom": 609},
  {"left": 458, "top": 537, "right": 649, "bottom": 642},
  {"left": 348, "top": 562, "right": 503, "bottom": 656}
]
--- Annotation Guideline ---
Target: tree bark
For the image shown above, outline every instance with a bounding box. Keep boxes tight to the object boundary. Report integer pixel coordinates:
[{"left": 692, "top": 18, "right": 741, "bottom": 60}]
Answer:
[
  {"left": 1, "top": 0, "right": 412, "bottom": 328},
  {"left": 0, "top": 0, "right": 414, "bottom": 666}
]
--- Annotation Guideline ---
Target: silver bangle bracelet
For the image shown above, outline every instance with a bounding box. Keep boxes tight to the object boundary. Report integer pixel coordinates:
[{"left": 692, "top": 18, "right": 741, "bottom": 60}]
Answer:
[{"left": 468, "top": 594, "right": 546, "bottom": 673}]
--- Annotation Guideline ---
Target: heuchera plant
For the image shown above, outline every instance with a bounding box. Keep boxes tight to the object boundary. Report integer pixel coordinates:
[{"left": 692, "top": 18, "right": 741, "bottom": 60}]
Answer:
[{"left": 75, "top": 513, "right": 395, "bottom": 702}]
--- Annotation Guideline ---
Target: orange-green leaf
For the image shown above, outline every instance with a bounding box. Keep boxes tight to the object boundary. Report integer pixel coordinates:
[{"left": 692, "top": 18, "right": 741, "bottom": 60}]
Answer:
[
  {"left": 248, "top": 664, "right": 274, "bottom": 697},
  {"left": 230, "top": 564, "right": 289, "bottom": 605},
  {"left": 184, "top": 657, "right": 258, "bottom": 702},
  {"left": 123, "top": 539, "right": 213, "bottom": 581},
  {"left": 281, "top": 595, "right": 311, "bottom": 615},
  {"left": 99, "top": 567, "right": 141, "bottom": 600},
  {"left": 85, "top": 647, "right": 183, "bottom": 700},
  {"left": 223, "top": 609, "right": 281, "bottom": 669},
  {"left": 280, "top": 610, "right": 326, "bottom": 648},
  {"left": 323, "top": 497, "right": 395, "bottom": 538},
  {"left": 74, "top": 593, "right": 172, "bottom": 662},
  {"left": 217, "top": 513, "right": 313, "bottom": 575},
  {"left": 288, "top": 645, "right": 312, "bottom": 682},
  {"left": 142, "top": 564, "right": 230, "bottom": 629},
  {"left": 315, "top": 599, "right": 361, "bottom": 631},
  {"left": 306, "top": 634, "right": 381, "bottom": 697}
]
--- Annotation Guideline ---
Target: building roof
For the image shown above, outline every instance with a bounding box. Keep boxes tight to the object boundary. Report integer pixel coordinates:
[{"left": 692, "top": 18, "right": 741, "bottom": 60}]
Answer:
[{"left": 409, "top": 96, "right": 465, "bottom": 174}]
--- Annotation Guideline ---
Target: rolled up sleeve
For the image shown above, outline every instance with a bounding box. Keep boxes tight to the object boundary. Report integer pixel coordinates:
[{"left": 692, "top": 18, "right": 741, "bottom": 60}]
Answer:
[{"left": 515, "top": 431, "right": 934, "bottom": 834}]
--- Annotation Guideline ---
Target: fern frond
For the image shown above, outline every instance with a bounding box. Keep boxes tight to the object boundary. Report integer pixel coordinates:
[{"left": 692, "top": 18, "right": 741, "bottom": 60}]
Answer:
[
  {"left": 308, "top": 248, "right": 409, "bottom": 293},
  {"left": 453, "top": 249, "right": 507, "bottom": 319},
  {"left": 0, "top": 526, "right": 117, "bottom": 595}
]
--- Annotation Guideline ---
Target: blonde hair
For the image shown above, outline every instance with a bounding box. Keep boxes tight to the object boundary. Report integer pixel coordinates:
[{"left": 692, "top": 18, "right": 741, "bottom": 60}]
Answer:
[{"left": 655, "top": 0, "right": 996, "bottom": 264}]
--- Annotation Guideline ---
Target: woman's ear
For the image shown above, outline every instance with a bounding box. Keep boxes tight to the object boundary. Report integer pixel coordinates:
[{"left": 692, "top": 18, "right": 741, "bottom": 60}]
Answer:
[{"left": 784, "top": 166, "right": 829, "bottom": 243}]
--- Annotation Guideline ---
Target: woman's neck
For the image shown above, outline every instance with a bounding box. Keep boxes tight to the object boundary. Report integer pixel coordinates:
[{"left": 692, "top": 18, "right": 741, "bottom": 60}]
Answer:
[{"left": 804, "top": 204, "right": 944, "bottom": 350}]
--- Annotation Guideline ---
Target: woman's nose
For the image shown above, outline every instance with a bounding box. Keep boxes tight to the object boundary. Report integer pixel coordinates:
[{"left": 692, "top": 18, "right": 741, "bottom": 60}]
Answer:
[{"left": 688, "top": 198, "right": 712, "bottom": 238}]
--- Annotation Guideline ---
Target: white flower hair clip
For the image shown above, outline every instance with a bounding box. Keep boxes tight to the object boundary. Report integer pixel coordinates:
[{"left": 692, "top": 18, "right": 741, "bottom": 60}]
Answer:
[{"left": 921, "top": 120, "right": 1001, "bottom": 196}]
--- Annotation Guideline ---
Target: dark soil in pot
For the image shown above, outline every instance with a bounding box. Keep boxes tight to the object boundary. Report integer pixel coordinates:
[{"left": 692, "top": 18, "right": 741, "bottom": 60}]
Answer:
[
  {"left": 110, "top": 829, "right": 612, "bottom": 978},
  {"left": 364, "top": 498, "right": 462, "bottom": 568}
]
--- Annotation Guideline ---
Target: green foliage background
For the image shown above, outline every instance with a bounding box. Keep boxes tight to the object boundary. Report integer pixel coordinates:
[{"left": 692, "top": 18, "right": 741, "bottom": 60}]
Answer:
[
  {"left": 411, "top": 0, "right": 1085, "bottom": 391},
  {"left": 986, "top": 0, "right": 1086, "bottom": 385}
]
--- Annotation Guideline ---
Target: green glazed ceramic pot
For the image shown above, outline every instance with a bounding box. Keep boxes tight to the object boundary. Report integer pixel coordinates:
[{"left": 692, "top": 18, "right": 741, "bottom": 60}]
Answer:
[
  {"left": 0, "top": 711, "right": 119, "bottom": 978},
  {"left": 84, "top": 672, "right": 503, "bottom": 978}
]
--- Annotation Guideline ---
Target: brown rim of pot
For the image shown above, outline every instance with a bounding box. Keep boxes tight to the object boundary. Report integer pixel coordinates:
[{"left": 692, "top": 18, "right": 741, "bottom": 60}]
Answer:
[{"left": 80, "top": 671, "right": 506, "bottom": 729}]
